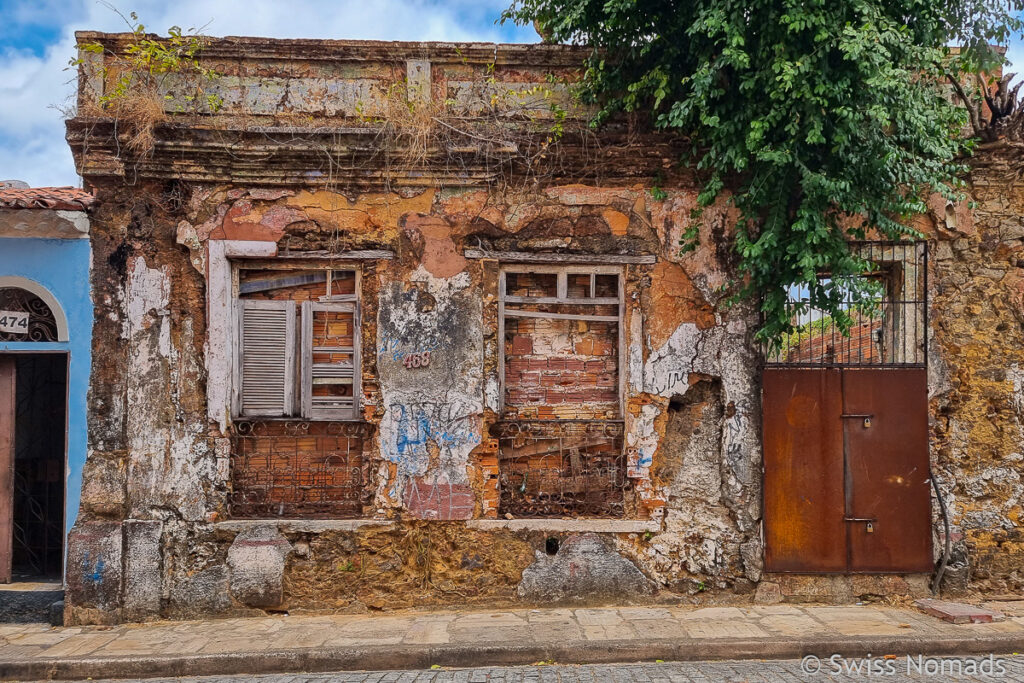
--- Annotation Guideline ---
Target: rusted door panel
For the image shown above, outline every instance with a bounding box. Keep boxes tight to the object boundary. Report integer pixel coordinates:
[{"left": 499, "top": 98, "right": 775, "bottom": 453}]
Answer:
[
  {"left": 843, "top": 368, "right": 932, "bottom": 572},
  {"left": 763, "top": 368, "right": 847, "bottom": 572},
  {"left": 0, "top": 359, "right": 14, "bottom": 583}
]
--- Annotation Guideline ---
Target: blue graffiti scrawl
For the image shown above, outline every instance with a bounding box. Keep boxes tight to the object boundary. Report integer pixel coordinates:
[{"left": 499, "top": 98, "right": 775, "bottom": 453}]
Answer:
[
  {"left": 80, "top": 551, "right": 105, "bottom": 584},
  {"left": 387, "top": 402, "right": 481, "bottom": 477},
  {"left": 396, "top": 404, "right": 433, "bottom": 457}
]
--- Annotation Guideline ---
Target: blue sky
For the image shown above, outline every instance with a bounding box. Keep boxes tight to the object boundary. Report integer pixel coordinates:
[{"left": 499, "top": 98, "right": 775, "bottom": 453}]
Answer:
[{"left": 1, "top": 0, "right": 1023, "bottom": 188}]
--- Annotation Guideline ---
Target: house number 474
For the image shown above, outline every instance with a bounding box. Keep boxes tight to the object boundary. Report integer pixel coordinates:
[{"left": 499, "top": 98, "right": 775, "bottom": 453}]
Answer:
[{"left": 403, "top": 351, "right": 431, "bottom": 369}]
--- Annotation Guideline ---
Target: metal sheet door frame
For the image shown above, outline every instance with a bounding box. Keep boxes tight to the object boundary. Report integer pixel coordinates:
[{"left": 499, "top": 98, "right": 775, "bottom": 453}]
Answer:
[
  {"left": 842, "top": 368, "right": 932, "bottom": 572},
  {"left": 0, "top": 358, "right": 14, "bottom": 583}
]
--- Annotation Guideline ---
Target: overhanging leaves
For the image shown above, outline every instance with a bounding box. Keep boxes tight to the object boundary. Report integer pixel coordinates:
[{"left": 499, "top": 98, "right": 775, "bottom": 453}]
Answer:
[{"left": 503, "top": 0, "right": 1023, "bottom": 347}]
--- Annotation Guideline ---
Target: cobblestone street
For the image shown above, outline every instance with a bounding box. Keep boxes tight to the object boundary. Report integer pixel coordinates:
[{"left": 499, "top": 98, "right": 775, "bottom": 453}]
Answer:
[{"left": 51, "top": 657, "right": 1024, "bottom": 682}]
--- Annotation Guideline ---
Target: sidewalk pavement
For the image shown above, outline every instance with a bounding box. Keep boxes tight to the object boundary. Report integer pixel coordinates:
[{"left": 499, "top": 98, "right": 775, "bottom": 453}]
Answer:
[{"left": 1, "top": 601, "right": 1024, "bottom": 681}]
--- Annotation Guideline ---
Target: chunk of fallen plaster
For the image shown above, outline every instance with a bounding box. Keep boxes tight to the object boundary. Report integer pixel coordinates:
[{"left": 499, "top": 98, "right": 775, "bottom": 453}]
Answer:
[
  {"left": 517, "top": 533, "right": 656, "bottom": 604},
  {"left": 227, "top": 526, "right": 292, "bottom": 609}
]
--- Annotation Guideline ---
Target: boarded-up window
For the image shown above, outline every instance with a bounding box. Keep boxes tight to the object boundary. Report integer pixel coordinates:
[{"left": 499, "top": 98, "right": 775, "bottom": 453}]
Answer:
[
  {"left": 500, "top": 267, "right": 623, "bottom": 419},
  {"left": 496, "top": 266, "right": 627, "bottom": 518},
  {"left": 235, "top": 269, "right": 360, "bottom": 420}
]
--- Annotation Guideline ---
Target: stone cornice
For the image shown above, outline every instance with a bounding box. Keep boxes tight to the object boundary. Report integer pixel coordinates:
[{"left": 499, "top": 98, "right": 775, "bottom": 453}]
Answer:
[{"left": 66, "top": 118, "right": 686, "bottom": 189}]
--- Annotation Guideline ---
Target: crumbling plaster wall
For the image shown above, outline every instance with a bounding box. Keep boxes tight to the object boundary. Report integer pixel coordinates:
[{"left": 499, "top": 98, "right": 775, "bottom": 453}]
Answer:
[
  {"left": 64, "top": 34, "right": 1024, "bottom": 625},
  {"left": 71, "top": 159, "right": 1024, "bottom": 622},
  {"left": 69, "top": 175, "right": 766, "bottom": 622}
]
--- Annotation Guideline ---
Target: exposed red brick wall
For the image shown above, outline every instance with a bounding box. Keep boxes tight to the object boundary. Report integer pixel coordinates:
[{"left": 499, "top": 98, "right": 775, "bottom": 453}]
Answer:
[
  {"left": 504, "top": 315, "right": 619, "bottom": 419},
  {"left": 403, "top": 478, "right": 475, "bottom": 520},
  {"left": 230, "top": 421, "right": 366, "bottom": 518},
  {"left": 786, "top": 320, "right": 880, "bottom": 364}
]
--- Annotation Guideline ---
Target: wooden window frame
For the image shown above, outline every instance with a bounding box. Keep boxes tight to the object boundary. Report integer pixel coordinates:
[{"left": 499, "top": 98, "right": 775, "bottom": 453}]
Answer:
[
  {"left": 232, "top": 263, "right": 363, "bottom": 421},
  {"left": 498, "top": 264, "right": 626, "bottom": 416}
]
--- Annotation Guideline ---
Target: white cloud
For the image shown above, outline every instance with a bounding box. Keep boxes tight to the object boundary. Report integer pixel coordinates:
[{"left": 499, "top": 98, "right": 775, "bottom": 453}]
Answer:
[{"left": 0, "top": 0, "right": 536, "bottom": 187}]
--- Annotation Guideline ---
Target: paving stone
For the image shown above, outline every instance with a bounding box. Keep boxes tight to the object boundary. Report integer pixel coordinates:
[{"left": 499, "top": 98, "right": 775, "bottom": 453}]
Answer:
[
  {"left": 617, "top": 607, "right": 673, "bottom": 620},
  {"left": 680, "top": 620, "right": 767, "bottom": 639},
  {"left": 915, "top": 598, "right": 1005, "bottom": 624},
  {"left": 580, "top": 623, "right": 637, "bottom": 640},
  {"left": 758, "top": 613, "right": 824, "bottom": 636},
  {"left": 829, "top": 619, "right": 911, "bottom": 637},
  {"left": 35, "top": 632, "right": 120, "bottom": 658},
  {"left": 402, "top": 621, "right": 451, "bottom": 645},
  {"left": 984, "top": 600, "right": 1024, "bottom": 617},
  {"left": 4, "top": 603, "right": 1024, "bottom": 681},
  {"left": 574, "top": 609, "right": 624, "bottom": 626},
  {"left": 672, "top": 607, "right": 746, "bottom": 621},
  {"left": 628, "top": 619, "right": 686, "bottom": 640}
]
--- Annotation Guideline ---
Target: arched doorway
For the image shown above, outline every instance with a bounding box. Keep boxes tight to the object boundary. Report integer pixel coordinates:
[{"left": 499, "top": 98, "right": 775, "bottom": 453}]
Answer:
[{"left": 0, "top": 280, "right": 68, "bottom": 583}]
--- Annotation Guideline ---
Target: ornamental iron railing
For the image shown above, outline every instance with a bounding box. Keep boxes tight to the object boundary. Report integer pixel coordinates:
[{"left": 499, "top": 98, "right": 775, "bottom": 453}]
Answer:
[
  {"left": 229, "top": 420, "right": 372, "bottom": 518},
  {"left": 492, "top": 419, "right": 627, "bottom": 518}
]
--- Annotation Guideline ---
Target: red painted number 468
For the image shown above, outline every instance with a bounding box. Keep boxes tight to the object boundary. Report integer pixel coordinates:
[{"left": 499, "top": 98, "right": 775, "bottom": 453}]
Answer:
[{"left": 403, "top": 351, "right": 431, "bottom": 369}]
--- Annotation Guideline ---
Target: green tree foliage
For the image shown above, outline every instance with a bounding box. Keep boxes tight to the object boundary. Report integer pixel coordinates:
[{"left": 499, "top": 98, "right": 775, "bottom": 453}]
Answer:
[{"left": 503, "top": 0, "right": 1022, "bottom": 347}]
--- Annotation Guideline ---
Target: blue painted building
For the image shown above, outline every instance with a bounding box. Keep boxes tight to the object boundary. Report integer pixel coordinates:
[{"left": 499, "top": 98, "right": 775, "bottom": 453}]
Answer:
[{"left": 0, "top": 185, "right": 94, "bottom": 584}]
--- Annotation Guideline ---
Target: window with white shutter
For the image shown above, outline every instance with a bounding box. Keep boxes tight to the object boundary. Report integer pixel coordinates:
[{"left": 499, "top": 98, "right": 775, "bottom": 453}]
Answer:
[
  {"left": 236, "top": 299, "right": 296, "bottom": 417},
  {"left": 233, "top": 268, "right": 360, "bottom": 420}
]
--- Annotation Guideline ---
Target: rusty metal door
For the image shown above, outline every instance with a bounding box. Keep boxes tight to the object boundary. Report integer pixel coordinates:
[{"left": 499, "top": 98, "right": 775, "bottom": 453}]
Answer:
[
  {"left": 0, "top": 358, "right": 14, "bottom": 583},
  {"left": 843, "top": 368, "right": 932, "bottom": 572},
  {"left": 763, "top": 367, "right": 931, "bottom": 573},
  {"left": 763, "top": 369, "right": 847, "bottom": 572}
]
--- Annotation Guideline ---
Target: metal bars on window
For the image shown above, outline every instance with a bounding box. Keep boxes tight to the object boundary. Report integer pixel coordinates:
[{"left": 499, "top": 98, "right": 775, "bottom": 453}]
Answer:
[
  {"left": 492, "top": 420, "right": 628, "bottom": 518},
  {"left": 229, "top": 420, "right": 371, "bottom": 519},
  {"left": 764, "top": 242, "right": 928, "bottom": 368},
  {"left": 496, "top": 265, "right": 628, "bottom": 518}
]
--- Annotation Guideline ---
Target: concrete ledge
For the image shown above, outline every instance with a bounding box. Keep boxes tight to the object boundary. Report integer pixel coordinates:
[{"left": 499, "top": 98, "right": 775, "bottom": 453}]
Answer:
[
  {"left": 214, "top": 519, "right": 395, "bottom": 533},
  {"left": 467, "top": 519, "right": 661, "bottom": 533},
  {"left": 3, "top": 633, "right": 1024, "bottom": 681},
  {"left": 215, "top": 519, "right": 659, "bottom": 534}
]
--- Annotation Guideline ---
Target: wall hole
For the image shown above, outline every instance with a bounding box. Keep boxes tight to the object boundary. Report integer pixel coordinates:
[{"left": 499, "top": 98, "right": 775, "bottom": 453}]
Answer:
[{"left": 545, "top": 537, "right": 560, "bottom": 556}]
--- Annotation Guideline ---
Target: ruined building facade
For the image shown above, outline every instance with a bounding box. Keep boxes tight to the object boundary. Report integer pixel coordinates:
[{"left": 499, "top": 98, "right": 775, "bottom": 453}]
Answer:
[{"left": 61, "top": 34, "right": 1024, "bottom": 623}]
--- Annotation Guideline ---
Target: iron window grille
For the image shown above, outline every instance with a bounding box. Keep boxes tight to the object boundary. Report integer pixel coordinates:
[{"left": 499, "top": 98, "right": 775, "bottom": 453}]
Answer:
[
  {"left": 763, "top": 241, "right": 928, "bottom": 368},
  {"left": 228, "top": 266, "right": 368, "bottom": 519},
  {"left": 229, "top": 420, "right": 371, "bottom": 518}
]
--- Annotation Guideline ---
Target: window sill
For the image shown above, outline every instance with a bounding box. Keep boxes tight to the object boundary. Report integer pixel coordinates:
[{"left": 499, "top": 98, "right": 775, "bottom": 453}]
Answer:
[
  {"left": 215, "top": 519, "right": 393, "bottom": 533},
  {"left": 231, "top": 417, "right": 367, "bottom": 423},
  {"left": 467, "top": 519, "right": 660, "bottom": 533},
  {"left": 214, "top": 518, "right": 661, "bottom": 534}
]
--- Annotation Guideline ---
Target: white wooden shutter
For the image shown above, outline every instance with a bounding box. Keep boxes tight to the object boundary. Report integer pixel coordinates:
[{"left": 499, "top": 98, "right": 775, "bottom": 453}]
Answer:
[
  {"left": 237, "top": 299, "right": 296, "bottom": 417},
  {"left": 301, "top": 301, "right": 358, "bottom": 420}
]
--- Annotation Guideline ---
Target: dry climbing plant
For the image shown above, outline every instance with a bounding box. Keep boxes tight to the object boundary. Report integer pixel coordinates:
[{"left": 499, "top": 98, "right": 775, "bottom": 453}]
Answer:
[
  {"left": 70, "top": 11, "right": 223, "bottom": 154},
  {"left": 345, "top": 60, "right": 586, "bottom": 193}
]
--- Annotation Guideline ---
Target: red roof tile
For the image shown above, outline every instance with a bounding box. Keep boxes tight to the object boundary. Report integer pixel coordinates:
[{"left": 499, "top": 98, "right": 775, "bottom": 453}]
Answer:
[{"left": 0, "top": 187, "right": 95, "bottom": 211}]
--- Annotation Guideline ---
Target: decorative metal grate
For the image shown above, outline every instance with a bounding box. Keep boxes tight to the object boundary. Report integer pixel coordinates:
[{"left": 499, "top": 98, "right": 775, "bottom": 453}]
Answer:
[
  {"left": 229, "top": 420, "right": 372, "bottom": 518},
  {"left": 493, "top": 420, "right": 628, "bottom": 518},
  {"left": 0, "top": 288, "right": 58, "bottom": 342},
  {"left": 764, "top": 241, "right": 928, "bottom": 368}
]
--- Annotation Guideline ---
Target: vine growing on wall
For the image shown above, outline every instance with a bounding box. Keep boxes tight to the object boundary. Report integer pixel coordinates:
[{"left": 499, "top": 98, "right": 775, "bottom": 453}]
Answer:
[{"left": 503, "top": 0, "right": 1024, "bottom": 347}]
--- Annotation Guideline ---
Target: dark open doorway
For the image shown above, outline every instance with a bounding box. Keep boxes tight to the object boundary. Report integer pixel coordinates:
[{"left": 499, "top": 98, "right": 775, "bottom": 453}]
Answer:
[{"left": 0, "top": 354, "right": 66, "bottom": 582}]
